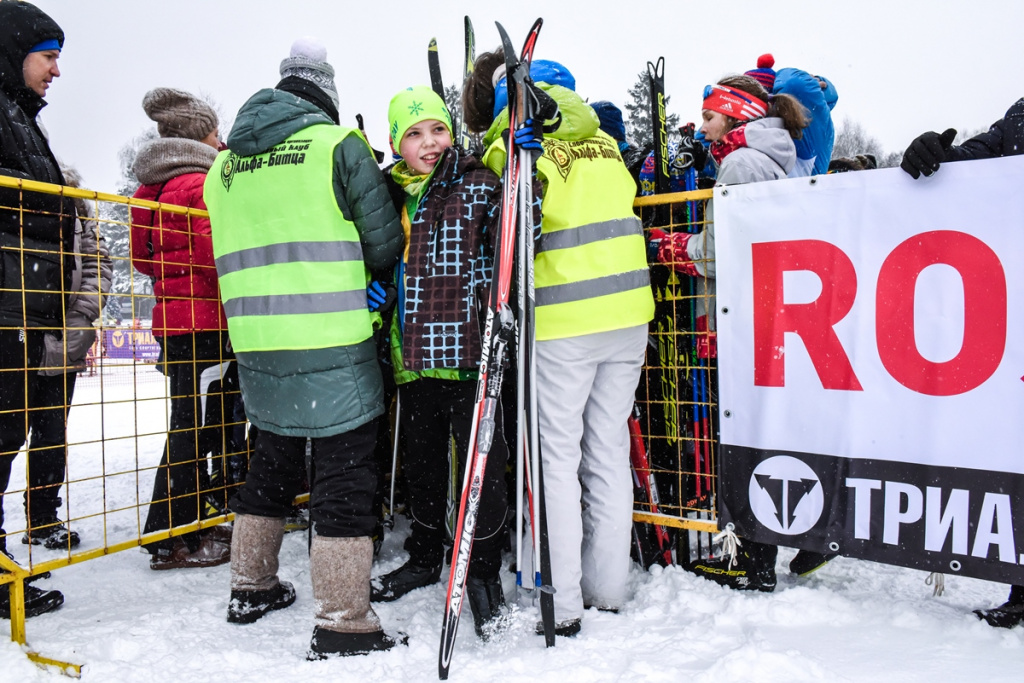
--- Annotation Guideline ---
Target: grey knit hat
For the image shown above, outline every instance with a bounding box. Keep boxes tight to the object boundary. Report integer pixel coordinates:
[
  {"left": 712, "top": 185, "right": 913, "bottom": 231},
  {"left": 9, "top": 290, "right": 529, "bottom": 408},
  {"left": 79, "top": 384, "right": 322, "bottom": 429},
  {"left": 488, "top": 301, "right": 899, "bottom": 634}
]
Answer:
[
  {"left": 280, "top": 37, "right": 339, "bottom": 108},
  {"left": 142, "top": 87, "right": 218, "bottom": 141}
]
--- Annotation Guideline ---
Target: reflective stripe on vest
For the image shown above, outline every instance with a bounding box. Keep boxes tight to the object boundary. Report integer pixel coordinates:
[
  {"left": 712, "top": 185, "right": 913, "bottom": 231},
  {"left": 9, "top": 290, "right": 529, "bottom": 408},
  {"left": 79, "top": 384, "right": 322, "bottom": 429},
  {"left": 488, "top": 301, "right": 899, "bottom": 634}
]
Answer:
[
  {"left": 531, "top": 130, "right": 654, "bottom": 341},
  {"left": 215, "top": 240, "right": 363, "bottom": 277},
  {"left": 535, "top": 268, "right": 651, "bottom": 307},
  {"left": 223, "top": 289, "right": 366, "bottom": 318},
  {"left": 204, "top": 123, "right": 373, "bottom": 352},
  {"left": 536, "top": 217, "right": 642, "bottom": 254}
]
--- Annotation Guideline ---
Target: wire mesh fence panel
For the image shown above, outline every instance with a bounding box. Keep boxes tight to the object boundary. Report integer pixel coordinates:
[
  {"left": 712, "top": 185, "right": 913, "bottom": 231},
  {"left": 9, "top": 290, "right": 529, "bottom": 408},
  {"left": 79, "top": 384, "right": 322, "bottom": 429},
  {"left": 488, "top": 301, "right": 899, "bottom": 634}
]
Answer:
[
  {"left": 1, "top": 175, "right": 246, "bottom": 581},
  {"left": 632, "top": 189, "right": 718, "bottom": 564}
]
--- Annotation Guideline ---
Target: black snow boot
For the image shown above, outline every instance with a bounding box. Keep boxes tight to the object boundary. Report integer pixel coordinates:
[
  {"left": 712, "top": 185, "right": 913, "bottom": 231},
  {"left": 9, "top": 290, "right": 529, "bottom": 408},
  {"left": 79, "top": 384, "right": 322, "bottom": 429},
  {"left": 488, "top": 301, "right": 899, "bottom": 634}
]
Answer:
[
  {"left": 534, "top": 617, "right": 581, "bottom": 638},
  {"left": 227, "top": 581, "right": 296, "bottom": 624},
  {"left": 1, "top": 583, "right": 64, "bottom": 619},
  {"left": 685, "top": 540, "right": 778, "bottom": 592},
  {"left": 370, "top": 560, "right": 442, "bottom": 602},
  {"left": 975, "top": 585, "right": 1024, "bottom": 629},
  {"left": 467, "top": 574, "right": 506, "bottom": 639},
  {"left": 22, "top": 517, "right": 80, "bottom": 550},
  {"left": 789, "top": 550, "right": 839, "bottom": 577},
  {"left": 307, "top": 626, "right": 407, "bottom": 659}
]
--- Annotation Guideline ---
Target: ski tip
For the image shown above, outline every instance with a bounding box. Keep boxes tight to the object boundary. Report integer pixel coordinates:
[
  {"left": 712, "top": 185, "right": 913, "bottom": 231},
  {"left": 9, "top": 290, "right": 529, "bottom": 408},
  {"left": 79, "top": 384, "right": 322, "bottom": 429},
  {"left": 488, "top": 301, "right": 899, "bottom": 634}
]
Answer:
[
  {"left": 646, "top": 56, "right": 665, "bottom": 78},
  {"left": 429, "top": 37, "right": 438, "bottom": 51}
]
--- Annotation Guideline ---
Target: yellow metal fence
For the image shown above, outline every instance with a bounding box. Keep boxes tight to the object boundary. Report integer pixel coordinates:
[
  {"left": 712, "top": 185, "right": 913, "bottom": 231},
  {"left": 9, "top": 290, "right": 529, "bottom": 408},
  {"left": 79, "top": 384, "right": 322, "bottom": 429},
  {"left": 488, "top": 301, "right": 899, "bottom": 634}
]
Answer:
[{"left": 0, "top": 174, "right": 716, "bottom": 670}]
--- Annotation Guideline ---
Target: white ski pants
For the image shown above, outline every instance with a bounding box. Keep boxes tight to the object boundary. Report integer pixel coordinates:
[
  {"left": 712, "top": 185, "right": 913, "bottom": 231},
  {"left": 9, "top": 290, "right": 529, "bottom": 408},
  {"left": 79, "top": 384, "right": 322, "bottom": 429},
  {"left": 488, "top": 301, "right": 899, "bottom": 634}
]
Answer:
[{"left": 535, "top": 323, "right": 647, "bottom": 622}]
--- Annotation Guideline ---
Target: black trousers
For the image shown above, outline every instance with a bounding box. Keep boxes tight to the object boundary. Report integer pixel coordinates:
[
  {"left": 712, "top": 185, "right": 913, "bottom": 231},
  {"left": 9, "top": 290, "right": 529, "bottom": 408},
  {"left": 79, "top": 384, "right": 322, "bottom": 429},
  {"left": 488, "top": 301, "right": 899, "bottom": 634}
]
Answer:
[
  {"left": 230, "top": 421, "right": 379, "bottom": 538},
  {"left": 24, "top": 369, "right": 77, "bottom": 524},
  {"left": 143, "top": 331, "right": 232, "bottom": 553},
  {"left": 400, "top": 377, "right": 509, "bottom": 579},
  {"left": 0, "top": 328, "right": 74, "bottom": 550}
]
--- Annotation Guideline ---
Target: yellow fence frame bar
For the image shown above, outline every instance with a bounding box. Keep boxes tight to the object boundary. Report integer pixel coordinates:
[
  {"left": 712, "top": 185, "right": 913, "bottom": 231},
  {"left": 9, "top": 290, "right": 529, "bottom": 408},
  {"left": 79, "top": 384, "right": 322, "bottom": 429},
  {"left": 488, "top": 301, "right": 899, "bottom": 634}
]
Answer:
[{"left": 3, "top": 173, "right": 717, "bottom": 671}]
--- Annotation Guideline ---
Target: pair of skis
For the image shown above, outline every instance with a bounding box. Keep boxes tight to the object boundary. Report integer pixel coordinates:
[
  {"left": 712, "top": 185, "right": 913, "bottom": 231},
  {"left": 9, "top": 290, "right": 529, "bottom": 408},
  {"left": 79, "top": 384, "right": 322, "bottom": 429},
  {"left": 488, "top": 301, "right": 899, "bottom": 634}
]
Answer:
[
  {"left": 428, "top": 17, "right": 477, "bottom": 157},
  {"left": 437, "top": 18, "right": 553, "bottom": 680}
]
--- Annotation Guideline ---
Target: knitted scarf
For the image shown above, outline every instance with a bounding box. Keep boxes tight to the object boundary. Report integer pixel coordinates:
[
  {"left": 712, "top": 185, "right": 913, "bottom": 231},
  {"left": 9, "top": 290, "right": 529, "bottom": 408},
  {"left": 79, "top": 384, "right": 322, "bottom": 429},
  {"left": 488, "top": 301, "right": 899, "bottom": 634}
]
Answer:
[{"left": 709, "top": 123, "right": 750, "bottom": 166}]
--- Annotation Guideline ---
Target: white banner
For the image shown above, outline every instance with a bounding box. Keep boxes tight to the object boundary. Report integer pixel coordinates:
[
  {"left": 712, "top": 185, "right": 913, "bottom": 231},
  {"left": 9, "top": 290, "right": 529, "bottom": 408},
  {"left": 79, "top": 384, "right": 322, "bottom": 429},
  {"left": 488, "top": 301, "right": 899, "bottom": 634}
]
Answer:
[
  {"left": 713, "top": 156, "right": 1024, "bottom": 581},
  {"left": 716, "top": 156, "right": 1024, "bottom": 473}
]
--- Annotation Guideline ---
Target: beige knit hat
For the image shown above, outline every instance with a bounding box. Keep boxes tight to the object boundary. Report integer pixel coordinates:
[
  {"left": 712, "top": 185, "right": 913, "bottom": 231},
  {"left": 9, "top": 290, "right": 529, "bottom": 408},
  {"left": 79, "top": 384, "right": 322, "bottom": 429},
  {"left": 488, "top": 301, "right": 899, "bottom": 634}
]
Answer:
[{"left": 142, "top": 87, "right": 218, "bottom": 140}]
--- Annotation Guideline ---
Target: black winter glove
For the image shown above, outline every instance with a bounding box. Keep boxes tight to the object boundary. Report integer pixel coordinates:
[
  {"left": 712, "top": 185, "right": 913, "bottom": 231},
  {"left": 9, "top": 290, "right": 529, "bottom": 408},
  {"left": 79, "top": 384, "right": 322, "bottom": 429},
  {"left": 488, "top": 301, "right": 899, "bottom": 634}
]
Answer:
[
  {"left": 677, "top": 123, "right": 708, "bottom": 172},
  {"left": 900, "top": 128, "right": 957, "bottom": 179}
]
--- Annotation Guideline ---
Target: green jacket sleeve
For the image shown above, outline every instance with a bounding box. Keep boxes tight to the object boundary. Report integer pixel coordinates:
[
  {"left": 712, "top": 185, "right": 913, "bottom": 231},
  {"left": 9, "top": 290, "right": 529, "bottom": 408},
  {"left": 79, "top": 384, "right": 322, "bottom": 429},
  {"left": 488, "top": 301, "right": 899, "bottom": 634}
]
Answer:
[{"left": 333, "top": 134, "right": 403, "bottom": 274}]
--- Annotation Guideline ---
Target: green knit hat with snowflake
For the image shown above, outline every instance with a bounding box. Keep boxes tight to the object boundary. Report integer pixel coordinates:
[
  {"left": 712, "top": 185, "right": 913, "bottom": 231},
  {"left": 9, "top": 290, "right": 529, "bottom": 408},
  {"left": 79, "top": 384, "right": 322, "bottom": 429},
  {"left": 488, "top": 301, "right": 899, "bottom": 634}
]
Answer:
[{"left": 387, "top": 86, "right": 452, "bottom": 154}]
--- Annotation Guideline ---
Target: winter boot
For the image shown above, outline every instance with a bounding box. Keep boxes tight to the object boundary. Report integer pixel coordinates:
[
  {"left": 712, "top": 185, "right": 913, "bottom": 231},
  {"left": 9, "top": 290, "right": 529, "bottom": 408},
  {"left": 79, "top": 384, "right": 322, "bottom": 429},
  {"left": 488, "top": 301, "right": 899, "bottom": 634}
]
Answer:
[
  {"left": 22, "top": 516, "right": 80, "bottom": 550},
  {"left": 685, "top": 540, "right": 778, "bottom": 592},
  {"left": 370, "top": 558, "right": 442, "bottom": 602},
  {"left": 1, "top": 582, "right": 64, "bottom": 619},
  {"left": 466, "top": 574, "right": 506, "bottom": 640},
  {"left": 307, "top": 536, "right": 407, "bottom": 659},
  {"left": 308, "top": 627, "right": 406, "bottom": 658},
  {"left": 227, "top": 514, "right": 295, "bottom": 624},
  {"left": 975, "top": 585, "right": 1024, "bottom": 629},
  {"left": 789, "top": 550, "right": 838, "bottom": 577},
  {"left": 149, "top": 534, "right": 230, "bottom": 570},
  {"left": 534, "top": 617, "right": 582, "bottom": 638}
]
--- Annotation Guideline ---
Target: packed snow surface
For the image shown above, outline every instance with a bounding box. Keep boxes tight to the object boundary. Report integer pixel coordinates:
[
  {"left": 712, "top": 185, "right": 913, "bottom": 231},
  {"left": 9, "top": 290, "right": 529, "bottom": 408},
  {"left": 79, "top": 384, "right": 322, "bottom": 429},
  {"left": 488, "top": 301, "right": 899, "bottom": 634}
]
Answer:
[{"left": 3, "top": 368, "right": 1024, "bottom": 682}]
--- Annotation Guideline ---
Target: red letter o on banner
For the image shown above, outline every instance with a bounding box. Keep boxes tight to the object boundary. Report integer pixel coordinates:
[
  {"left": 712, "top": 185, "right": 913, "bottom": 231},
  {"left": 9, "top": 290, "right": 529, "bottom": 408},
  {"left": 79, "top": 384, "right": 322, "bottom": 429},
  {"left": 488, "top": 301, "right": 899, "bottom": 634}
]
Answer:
[{"left": 876, "top": 231, "right": 1006, "bottom": 396}]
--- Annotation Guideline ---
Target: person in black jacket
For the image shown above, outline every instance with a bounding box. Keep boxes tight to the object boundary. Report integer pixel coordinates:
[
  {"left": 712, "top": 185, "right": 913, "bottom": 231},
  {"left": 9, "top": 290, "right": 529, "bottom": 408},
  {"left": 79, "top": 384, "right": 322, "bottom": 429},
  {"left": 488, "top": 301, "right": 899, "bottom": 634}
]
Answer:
[
  {"left": 901, "top": 98, "right": 1024, "bottom": 629},
  {"left": 0, "top": 0, "right": 73, "bottom": 621},
  {"left": 900, "top": 98, "right": 1024, "bottom": 178}
]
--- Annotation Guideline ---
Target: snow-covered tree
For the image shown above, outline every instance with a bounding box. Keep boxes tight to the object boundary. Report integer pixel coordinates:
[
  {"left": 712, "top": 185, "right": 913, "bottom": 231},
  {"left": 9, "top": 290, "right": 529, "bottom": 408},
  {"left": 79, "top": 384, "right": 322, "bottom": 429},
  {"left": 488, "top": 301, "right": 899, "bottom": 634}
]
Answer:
[
  {"left": 831, "top": 117, "right": 900, "bottom": 168},
  {"left": 623, "top": 70, "right": 681, "bottom": 151},
  {"left": 101, "top": 129, "right": 157, "bottom": 321},
  {"left": 443, "top": 82, "right": 482, "bottom": 154}
]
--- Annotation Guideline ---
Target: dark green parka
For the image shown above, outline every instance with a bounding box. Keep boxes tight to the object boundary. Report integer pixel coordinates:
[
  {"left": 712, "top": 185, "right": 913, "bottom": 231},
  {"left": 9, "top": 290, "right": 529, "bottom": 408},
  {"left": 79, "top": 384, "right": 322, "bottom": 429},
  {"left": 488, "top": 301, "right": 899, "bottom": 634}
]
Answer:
[{"left": 217, "top": 89, "right": 402, "bottom": 437}]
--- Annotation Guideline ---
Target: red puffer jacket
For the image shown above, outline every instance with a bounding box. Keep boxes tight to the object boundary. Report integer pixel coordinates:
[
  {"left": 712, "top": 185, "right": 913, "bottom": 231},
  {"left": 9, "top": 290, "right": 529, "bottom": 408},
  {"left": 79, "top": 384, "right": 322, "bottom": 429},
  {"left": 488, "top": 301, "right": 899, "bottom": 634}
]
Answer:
[{"left": 131, "top": 172, "right": 227, "bottom": 336}]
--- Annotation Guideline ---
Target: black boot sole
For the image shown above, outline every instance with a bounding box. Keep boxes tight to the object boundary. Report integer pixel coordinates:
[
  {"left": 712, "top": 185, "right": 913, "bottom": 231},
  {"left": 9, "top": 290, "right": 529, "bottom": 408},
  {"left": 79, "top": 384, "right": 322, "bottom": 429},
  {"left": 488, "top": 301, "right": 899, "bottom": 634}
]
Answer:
[
  {"left": 227, "top": 582, "right": 296, "bottom": 624},
  {"left": 307, "top": 627, "right": 408, "bottom": 659}
]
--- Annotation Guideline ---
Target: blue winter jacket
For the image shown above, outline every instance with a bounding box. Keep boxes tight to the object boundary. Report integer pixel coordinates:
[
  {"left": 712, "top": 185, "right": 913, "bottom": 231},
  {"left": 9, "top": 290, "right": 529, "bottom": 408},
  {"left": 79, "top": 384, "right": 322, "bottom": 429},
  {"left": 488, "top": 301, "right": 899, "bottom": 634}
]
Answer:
[{"left": 774, "top": 68, "right": 838, "bottom": 177}]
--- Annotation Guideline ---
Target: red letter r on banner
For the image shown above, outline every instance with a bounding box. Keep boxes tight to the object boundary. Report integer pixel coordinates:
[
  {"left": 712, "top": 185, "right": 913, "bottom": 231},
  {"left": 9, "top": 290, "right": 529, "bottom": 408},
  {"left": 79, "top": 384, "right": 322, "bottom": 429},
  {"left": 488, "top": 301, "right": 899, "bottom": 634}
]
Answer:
[{"left": 752, "top": 240, "right": 862, "bottom": 390}]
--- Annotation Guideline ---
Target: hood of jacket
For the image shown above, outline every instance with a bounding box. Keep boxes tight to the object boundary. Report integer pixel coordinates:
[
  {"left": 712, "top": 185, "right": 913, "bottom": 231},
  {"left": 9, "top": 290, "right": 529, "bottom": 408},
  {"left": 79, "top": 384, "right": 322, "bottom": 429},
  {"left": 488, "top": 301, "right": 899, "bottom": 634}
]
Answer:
[
  {"left": 484, "top": 82, "right": 600, "bottom": 148},
  {"left": 0, "top": 2, "right": 64, "bottom": 117},
  {"left": 226, "top": 88, "right": 335, "bottom": 157},
  {"left": 133, "top": 137, "right": 218, "bottom": 186},
  {"left": 735, "top": 117, "right": 797, "bottom": 174}
]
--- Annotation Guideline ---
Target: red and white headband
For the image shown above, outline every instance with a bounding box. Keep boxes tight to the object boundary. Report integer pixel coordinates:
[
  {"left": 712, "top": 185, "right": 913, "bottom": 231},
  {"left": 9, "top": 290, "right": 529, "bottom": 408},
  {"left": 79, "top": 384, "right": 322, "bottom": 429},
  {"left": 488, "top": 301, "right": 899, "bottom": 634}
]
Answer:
[{"left": 701, "top": 84, "right": 767, "bottom": 121}]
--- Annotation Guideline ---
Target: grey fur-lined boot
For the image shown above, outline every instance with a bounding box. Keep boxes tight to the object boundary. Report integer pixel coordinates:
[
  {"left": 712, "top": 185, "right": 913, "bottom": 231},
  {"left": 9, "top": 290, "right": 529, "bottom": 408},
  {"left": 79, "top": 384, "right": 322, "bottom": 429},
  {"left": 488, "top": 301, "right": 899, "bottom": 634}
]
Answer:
[
  {"left": 227, "top": 514, "right": 295, "bottom": 624},
  {"left": 307, "top": 536, "right": 406, "bottom": 659}
]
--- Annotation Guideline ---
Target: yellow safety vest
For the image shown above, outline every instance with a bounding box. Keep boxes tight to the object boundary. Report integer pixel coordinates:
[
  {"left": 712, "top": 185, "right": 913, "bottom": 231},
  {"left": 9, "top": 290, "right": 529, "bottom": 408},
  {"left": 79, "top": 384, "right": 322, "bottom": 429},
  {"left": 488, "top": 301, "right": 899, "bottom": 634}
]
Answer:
[
  {"left": 203, "top": 124, "right": 373, "bottom": 352},
  {"left": 531, "top": 130, "right": 654, "bottom": 340}
]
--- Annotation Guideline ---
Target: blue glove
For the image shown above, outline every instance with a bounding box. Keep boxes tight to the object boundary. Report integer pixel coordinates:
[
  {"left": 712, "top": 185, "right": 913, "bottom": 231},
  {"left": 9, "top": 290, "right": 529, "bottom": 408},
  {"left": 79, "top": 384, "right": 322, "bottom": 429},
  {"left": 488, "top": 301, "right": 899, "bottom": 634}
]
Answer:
[
  {"left": 514, "top": 119, "right": 544, "bottom": 151},
  {"left": 367, "top": 281, "right": 396, "bottom": 313}
]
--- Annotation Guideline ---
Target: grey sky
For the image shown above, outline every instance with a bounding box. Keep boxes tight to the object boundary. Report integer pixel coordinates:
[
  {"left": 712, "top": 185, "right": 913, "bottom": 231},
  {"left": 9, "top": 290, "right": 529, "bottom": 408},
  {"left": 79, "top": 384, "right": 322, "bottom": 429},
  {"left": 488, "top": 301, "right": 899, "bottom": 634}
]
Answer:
[{"left": 30, "top": 0, "right": 1024, "bottom": 193}]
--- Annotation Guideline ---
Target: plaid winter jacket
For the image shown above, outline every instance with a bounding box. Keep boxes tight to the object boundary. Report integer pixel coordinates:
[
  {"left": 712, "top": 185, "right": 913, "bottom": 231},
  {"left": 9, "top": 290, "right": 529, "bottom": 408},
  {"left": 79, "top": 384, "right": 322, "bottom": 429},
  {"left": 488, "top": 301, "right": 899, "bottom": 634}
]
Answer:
[{"left": 393, "top": 146, "right": 501, "bottom": 374}]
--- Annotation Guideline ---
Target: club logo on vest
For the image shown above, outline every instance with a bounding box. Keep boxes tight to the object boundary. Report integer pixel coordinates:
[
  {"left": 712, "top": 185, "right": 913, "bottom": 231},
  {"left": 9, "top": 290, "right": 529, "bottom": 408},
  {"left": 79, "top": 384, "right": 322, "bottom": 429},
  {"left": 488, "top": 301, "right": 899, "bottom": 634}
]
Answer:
[
  {"left": 748, "top": 455, "right": 823, "bottom": 535},
  {"left": 544, "top": 137, "right": 624, "bottom": 181},
  {"left": 220, "top": 153, "right": 236, "bottom": 192}
]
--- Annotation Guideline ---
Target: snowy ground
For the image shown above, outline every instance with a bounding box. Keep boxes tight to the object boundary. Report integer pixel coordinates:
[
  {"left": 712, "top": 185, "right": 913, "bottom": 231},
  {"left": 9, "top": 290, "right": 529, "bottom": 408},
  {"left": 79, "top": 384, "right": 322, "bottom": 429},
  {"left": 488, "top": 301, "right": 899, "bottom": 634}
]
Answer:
[{"left": 4, "top": 368, "right": 1024, "bottom": 682}]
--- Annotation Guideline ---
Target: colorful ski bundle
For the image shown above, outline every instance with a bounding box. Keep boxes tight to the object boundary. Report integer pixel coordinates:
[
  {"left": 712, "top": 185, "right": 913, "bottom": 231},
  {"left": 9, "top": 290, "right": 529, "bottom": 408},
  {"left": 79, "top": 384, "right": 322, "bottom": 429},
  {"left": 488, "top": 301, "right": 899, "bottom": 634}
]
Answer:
[{"left": 437, "top": 18, "right": 547, "bottom": 680}]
